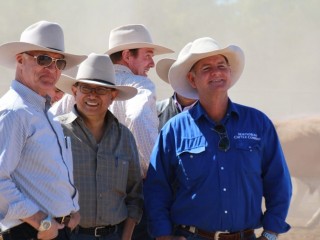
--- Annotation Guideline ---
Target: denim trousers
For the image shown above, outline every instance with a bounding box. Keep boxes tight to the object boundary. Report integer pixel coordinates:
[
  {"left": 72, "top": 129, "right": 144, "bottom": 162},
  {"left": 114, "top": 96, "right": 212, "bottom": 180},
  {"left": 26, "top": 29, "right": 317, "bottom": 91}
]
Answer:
[{"left": 70, "top": 232, "right": 120, "bottom": 240}]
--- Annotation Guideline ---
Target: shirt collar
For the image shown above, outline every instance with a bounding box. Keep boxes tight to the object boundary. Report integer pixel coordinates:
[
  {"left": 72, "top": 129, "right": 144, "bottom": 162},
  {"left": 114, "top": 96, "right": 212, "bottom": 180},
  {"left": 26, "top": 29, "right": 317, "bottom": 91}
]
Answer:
[
  {"left": 113, "top": 64, "right": 134, "bottom": 74},
  {"left": 190, "top": 98, "right": 239, "bottom": 123},
  {"left": 172, "top": 92, "right": 198, "bottom": 113},
  {"left": 11, "top": 80, "right": 47, "bottom": 112}
]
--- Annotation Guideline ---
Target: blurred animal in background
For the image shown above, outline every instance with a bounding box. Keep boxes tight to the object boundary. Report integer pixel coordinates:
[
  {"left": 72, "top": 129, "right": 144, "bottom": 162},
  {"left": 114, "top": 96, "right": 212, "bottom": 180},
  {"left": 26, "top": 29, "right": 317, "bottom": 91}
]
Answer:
[{"left": 274, "top": 115, "right": 320, "bottom": 229}]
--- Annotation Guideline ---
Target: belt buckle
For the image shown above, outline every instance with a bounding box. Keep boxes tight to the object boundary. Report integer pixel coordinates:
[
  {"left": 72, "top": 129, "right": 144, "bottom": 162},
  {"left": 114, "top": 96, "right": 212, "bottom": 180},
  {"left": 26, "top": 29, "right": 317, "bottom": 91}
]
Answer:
[
  {"left": 214, "top": 231, "right": 229, "bottom": 240},
  {"left": 94, "top": 226, "right": 105, "bottom": 237}
]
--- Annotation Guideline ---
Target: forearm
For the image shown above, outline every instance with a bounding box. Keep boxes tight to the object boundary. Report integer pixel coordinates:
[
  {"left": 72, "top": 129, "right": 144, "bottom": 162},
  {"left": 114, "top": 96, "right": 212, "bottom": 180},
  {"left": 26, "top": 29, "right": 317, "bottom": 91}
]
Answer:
[{"left": 121, "top": 217, "right": 137, "bottom": 240}]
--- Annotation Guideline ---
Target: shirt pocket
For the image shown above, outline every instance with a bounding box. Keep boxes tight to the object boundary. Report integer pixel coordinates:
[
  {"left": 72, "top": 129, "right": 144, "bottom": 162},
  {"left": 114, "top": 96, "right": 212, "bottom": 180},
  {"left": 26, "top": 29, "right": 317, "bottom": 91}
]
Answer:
[
  {"left": 235, "top": 141, "right": 262, "bottom": 175},
  {"left": 113, "top": 156, "right": 130, "bottom": 191},
  {"left": 176, "top": 136, "right": 208, "bottom": 186}
]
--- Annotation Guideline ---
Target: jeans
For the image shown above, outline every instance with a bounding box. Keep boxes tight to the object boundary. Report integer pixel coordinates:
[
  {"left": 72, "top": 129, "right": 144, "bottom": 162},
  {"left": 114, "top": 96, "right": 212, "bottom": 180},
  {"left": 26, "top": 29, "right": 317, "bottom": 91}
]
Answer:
[
  {"left": 174, "top": 228, "right": 257, "bottom": 240},
  {"left": 70, "top": 232, "right": 120, "bottom": 240}
]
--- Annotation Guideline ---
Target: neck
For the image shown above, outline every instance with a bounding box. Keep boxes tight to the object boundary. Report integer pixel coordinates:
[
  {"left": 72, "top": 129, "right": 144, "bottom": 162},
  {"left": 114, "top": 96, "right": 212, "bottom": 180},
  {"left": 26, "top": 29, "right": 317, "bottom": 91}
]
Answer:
[
  {"left": 200, "top": 94, "right": 229, "bottom": 123},
  {"left": 81, "top": 113, "right": 106, "bottom": 143}
]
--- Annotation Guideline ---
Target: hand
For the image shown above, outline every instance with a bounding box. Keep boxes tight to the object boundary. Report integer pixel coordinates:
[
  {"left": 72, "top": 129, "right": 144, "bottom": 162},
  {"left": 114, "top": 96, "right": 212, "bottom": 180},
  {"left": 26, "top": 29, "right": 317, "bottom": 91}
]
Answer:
[
  {"left": 156, "top": 236, "right": 186, "bottom": 240},
  {"left": 66, "top": 211, "right": 80, "bottom": 231},
  {"left": 256, "top": 237, "right": 267, "bottom": 240},
  {"left": 37, "top": 218, "right": 64, "bottom": 240}
]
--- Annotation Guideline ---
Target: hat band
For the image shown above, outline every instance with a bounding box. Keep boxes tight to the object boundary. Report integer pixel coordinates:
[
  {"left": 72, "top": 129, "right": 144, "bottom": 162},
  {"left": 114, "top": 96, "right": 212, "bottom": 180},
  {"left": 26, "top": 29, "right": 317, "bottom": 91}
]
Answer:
[{"left": 78, "top": 78, "right": 115, "bottom": 86}]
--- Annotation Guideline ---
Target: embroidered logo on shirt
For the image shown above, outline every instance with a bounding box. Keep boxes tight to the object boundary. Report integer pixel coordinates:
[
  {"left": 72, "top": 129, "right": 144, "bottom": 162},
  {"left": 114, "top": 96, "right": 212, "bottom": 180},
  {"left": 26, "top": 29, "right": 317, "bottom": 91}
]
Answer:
[{"left": 234, "top": 132, "right": 261, "bottom": 141}]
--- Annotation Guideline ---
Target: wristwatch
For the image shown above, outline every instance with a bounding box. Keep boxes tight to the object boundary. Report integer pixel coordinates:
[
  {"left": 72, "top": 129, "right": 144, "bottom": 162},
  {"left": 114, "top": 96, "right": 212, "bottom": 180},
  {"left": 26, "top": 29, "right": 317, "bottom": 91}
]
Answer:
[
  {"left": 262, "top": 231, "right": 278, "bottom": 240},
  {"left": 38, "top": 215, "right": 52, "bottom": 231}
]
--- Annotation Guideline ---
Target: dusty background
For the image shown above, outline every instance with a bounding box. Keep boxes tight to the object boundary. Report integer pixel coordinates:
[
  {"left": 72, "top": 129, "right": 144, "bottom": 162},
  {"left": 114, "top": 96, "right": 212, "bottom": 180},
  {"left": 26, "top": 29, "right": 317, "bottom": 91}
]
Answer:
[{"left": 0, "top": 0, "right": 319, "bottom": 238}]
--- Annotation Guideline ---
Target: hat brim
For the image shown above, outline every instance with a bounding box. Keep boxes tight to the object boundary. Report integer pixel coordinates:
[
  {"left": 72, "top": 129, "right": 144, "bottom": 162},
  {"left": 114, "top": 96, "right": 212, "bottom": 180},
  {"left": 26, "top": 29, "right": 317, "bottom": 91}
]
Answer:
[
  {"left": 56, "top": 74, "right": 137, "bottom": 101},
  {"left": 156, "top": 58, "right": 175, "bottom": 83},
  {"left": 105, "top": 42, "right": 174, "bottom": 55},
  {"left": 0, "top": 42, "right": 87, "bottom": 70},
  {"left": 169, "top": 45, "right": 245, "bottom": 99}
]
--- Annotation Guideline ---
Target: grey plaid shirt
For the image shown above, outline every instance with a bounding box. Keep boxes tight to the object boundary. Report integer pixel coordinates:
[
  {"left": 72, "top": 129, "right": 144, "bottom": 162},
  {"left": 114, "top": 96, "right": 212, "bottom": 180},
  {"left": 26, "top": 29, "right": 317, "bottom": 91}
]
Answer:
[{"left": 58, "top": 108, "right": 143, "bottom": 227}]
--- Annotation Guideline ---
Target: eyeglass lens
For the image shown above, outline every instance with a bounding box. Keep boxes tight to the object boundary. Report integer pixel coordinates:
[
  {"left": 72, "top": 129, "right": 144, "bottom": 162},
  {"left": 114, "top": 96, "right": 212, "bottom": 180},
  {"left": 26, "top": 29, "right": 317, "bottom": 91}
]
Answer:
[
  {"left": 79, "top": 85, "right": 112, "bottom": 95},
  {"left": 213, "top": 124, "right": 230, "bottom": 152},
  {"left": 25, "top": 52, "right": 66, "bottom": 70}
]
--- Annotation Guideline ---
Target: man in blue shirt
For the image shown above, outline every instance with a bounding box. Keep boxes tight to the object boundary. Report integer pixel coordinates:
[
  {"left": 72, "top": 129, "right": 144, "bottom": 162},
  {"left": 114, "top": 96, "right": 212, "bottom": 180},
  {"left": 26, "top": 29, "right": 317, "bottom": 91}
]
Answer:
[{"left": 144, "top": 37, "right": 292, "bottom": 240}]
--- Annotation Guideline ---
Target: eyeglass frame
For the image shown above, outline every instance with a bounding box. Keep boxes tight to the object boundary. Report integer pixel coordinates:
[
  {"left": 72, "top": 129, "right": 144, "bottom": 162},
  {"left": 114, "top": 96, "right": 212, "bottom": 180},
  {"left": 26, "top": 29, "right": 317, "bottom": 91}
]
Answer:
[
  {"left": 24, "top": 52, "right": 67, "bottom": 70},
  {"left": 76, "top": 83, "right": 115, "bottom": 95},
  {"left": 212, "top": 124, "right": 230, "bottom": 152}
]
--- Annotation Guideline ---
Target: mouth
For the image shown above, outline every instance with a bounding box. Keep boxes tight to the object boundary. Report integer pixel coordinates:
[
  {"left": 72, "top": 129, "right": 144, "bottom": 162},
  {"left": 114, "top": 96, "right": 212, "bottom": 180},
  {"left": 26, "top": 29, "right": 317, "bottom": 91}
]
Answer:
[{"left": 85, "top": 101, "right": 99, "bottom": 107}]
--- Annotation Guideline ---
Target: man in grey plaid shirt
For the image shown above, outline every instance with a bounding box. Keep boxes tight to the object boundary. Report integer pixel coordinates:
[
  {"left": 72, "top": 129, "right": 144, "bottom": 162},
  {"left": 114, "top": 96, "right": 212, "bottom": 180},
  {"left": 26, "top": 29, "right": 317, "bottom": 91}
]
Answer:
[{"left": 57, "top": 53, "right": 143, "bottom": 240}]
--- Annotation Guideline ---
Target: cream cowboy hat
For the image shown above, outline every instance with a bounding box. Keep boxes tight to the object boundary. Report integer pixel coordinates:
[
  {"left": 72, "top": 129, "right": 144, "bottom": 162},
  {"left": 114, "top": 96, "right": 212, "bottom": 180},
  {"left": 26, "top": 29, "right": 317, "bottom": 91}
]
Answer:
[
  {"left": 168, "top": 37, "right": 245, "bottom": 99},
  {"left": 56, "top": 53, "right": 137, "bottom": 101},
  {"left": 105, "top": 24, "right": 174, "bottom": 55},
  {"left": 156, "top": 58, "right": 175, "bottom": 84},
  {"left": 0, "top": 20, "right": 86, "bottom": 70}
]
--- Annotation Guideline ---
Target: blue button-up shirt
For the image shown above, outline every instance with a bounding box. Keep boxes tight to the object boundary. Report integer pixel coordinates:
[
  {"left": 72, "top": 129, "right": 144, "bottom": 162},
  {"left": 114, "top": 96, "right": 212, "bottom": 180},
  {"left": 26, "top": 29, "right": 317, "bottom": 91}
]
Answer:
[{"left": 144, "top": 100, "right": 292, "bottom": 237}]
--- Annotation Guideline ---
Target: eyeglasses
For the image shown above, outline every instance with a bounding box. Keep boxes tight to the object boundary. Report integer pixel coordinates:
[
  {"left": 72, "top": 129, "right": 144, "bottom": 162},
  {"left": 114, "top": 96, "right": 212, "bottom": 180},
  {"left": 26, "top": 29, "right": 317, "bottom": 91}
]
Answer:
[
  {"left": 24, "top": 52, "right": 67, "bottom": 70},
  {"left": 213, "top": 124, "right": 230, "bottom": 152},
  {"left": 78, "top": 84, "right": 114, "bottom": 95}
]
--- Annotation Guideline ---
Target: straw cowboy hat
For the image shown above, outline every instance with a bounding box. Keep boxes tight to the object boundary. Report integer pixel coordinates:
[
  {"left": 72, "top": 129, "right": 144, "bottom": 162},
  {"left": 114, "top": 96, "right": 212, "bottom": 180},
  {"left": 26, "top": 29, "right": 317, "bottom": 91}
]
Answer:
[
  {"left": 168, "top": 37, "right": 245, "bottom": 99},
  {"left": 56, "top": 53, "right": 137, "bottom": 101},
  {"left": 0, "top": 20, "right": 86, "bottom": 70},
  {"left": 105, "top": 24, "right": 174, "bottom": 55},
  {"left": 156, "top": 58, "right": 175, "bottom": 84}
]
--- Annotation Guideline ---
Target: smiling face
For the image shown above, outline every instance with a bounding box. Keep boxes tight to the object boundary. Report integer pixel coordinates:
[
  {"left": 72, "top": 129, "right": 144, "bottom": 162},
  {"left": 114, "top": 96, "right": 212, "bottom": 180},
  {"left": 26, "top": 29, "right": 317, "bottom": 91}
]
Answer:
[
  {"left": 72, "top": 83, "right": 118, "bottom": 119},
  {"left": 15, "top": 51, "right": 64, "bottom": 96},
  {"left": 126, "top": 48, "right": 155, "bottom": 76},
  {"left": 187, "top": 54, "right": 232, "bottom": 98}
]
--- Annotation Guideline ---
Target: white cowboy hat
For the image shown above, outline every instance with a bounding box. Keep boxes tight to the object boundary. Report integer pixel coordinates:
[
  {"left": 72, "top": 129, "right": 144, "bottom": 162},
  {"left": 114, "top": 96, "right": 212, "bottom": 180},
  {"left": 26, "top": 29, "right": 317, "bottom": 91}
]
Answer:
[
  {"left": 156, "top": 58, "right": 175, "bottom": 84},
  {"left": 0, "top": 20, "right": 86, "bottom": 70},
  {"left": 105, "top": 24, "right": 174, "bottom": 55},
  {"left": 56, "top": 53, "right": 137, "bottom": 101},
  {"left": 168, "top": 37, "right": 245, "bottom": 99}
]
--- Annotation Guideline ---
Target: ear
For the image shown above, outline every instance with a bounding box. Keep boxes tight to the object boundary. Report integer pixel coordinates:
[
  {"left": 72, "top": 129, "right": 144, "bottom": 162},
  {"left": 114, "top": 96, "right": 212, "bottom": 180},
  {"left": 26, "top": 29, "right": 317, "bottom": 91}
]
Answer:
[
  {"left": 16, "top": 53, "right": 24, "bottom": 65},
  {"left": 110, "top": 90, "right": 119, "bottom": 102},
  {"left": 71, "top": 85, "right": 77, "bottom": 97},
  {"left": 122, "top": 50, "right": 131, "bottom": 63},
  {"left": 187, "top": 71, "right": 197, "bottom": 89}
]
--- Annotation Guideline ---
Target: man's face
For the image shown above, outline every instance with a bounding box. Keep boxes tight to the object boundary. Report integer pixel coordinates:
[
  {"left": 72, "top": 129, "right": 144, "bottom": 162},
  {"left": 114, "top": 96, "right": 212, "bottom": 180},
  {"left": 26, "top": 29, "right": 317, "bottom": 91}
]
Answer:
[
  {"left": 48, "top": 87, "right": 64, "bottom": 105},
  {"left": 16, "top": 51, "right": 64, "bottom": 96},
  {"left": 72, "top": 83, "right": 118, "bottom": 119},
  {"left": 187, "top": 55, "right": 232, "bottom": 96},
  {"left": 127, "top": 48, "right": 155, "bottom": 76}
]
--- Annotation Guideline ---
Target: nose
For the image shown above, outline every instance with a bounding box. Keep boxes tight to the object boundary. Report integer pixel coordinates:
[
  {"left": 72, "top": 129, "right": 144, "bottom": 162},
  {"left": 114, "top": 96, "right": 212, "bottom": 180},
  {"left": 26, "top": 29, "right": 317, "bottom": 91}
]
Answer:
[
  {"left": 45, "top": 61, "right": 59, "bottom": 71},
  {"left": 149, "top": 58, "right": 155, "bottom": 68}
]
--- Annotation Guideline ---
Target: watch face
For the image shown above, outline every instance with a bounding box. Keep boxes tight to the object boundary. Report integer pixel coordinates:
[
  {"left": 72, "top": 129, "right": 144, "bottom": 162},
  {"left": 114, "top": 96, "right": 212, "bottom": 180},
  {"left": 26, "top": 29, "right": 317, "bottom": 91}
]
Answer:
[
  {"left": 263, "top": 232, "right": 277, "bottom": 240},
  {"left": 39, "top": 217, "right": 52, "bottom": 231},
  {"left": 42, "top": 221, "right": 51, "bottom": 230}
]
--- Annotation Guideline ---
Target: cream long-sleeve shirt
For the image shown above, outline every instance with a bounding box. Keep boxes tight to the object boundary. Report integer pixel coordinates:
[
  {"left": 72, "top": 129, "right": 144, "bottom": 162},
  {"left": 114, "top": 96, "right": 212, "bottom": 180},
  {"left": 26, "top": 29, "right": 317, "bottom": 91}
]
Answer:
[{"left": 110, "top": 64, "right": 159, "bottom": 177}]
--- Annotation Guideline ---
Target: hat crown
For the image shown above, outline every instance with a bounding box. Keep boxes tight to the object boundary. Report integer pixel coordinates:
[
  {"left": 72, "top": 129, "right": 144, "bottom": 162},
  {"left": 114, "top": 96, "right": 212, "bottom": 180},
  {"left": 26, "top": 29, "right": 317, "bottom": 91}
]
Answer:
[
  {"left": 109, "top": 24, "right": 153, "bottom": 49},
  {"left": 20, "top": 21, "right": 65, "bottom": 52},
  {"left": 189, "top": 37, "right": 220, "bottom": 55},
  {"left": 77, "top": 53, "right": 116, "bottom": 85}
]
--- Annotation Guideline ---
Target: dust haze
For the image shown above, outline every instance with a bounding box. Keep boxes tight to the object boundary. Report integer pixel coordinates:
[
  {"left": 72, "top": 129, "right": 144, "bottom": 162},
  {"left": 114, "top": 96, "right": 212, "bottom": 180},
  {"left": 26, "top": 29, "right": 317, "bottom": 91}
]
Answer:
[{"left": 1, "top": 0, "right": 320, "bottom": 237}]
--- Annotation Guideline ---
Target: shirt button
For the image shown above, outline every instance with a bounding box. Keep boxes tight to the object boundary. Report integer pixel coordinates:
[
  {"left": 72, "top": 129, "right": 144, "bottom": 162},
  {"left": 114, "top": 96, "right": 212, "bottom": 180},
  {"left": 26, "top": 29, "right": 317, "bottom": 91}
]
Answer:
[
  {"left": 223, "top": 188, "right": 227, "bottom": 191},
  {"left": 224, "top": 210, "right": 228, "bottom": 214},
  {"left": 221, "top": 167, "right": 224, "bottom": 170},
  {"left": 190, "top": 155, "right": 193, "bottom": 158}
]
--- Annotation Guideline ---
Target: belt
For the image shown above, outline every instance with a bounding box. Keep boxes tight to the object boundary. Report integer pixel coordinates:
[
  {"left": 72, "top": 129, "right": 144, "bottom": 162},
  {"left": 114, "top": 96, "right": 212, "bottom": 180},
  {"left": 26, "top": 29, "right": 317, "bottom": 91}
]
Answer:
[
  {"left": 179, "top": 225, "right": 254, "bottom": 240},
  {"left": 77, "top": 225, "right": 118, "bottom": 237}
]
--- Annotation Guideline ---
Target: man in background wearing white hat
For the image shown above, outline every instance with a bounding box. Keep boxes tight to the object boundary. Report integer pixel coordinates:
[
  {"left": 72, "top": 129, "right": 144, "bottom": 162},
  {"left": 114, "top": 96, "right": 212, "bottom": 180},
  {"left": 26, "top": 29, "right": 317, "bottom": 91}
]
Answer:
[
  {"left": 144, "top": 37, "right": 292, "bottom": 240},
  {"left": 106, "top": 24, "right": 173, "bottom": 240},
  {"left": 155, "top": 58, "right": 197, "bottom": 131},
  {"left": 106, "top": 24, "right": 173, "bottom": 178},
  {"left": 0, "top": 21, "right": 86, "bottom": 240},
  {"left": 57, "top": 53, "right": 143, "bottom": 240}
]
